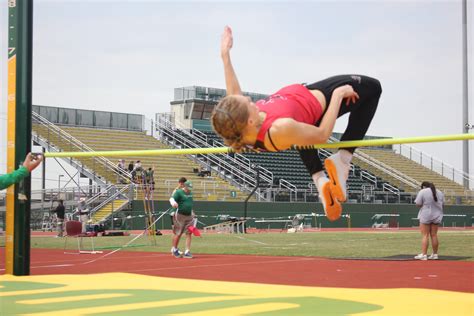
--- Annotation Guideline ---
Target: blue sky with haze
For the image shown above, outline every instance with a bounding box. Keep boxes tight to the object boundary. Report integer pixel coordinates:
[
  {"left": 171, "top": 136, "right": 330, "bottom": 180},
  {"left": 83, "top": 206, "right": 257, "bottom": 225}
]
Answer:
[{"left": 1, "top": 0, "right": 472, "bottom": 186}]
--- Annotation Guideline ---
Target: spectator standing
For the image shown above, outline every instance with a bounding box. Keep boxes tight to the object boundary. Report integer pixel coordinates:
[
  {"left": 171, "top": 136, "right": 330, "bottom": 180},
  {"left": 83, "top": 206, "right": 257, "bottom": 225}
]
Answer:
[
  {"left": 414, "top": 181, "right": 444, "bottom": 260},
  {"left": 128, "top": 161, "right": 134, "bottom": 173},
  {"left": 128, "top": 161, "right": 135, "bottom": 181},
  {"left": 76, "top": 197, "right": 89, "bottom": 233},
  {"left": 117, "top": 159, "right": 126, "bottom": 184},
  {"left": 53, "top": 200, "right": 65, "bottom": 237},
  {"left": 169, "top": 180, "right": 195, "bottom": 259}
]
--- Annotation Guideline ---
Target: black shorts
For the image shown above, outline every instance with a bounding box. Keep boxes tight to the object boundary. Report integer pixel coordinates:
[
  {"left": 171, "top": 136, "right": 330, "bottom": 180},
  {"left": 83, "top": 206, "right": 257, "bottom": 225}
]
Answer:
[{"left": 304, "top": 75, "right": 381, "bottom": 119}]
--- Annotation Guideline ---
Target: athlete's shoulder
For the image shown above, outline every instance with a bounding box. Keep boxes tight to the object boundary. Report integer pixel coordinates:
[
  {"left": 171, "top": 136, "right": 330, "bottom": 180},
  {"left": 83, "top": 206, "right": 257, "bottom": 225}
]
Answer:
[{"left": 271, "top": 117, "right": 298, "bottom": 131}]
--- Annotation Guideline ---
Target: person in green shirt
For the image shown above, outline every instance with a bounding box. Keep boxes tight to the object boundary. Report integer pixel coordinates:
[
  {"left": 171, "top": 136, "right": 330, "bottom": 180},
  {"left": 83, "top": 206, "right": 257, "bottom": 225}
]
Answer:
[
  {"left": 0, "top": 153, "right": 43, "bottom": 190},
  {"left": 169, "top": 179, "right": 195, "bottom": 259}
]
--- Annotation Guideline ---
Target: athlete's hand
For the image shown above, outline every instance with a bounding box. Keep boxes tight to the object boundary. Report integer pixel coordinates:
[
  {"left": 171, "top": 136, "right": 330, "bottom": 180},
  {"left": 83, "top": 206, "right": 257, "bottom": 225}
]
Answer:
[
  {"left": 334, "top": 85, "right": 359, "bottom": 106},
  {"left": 22, "top": 153, "right": 43, "bottom": 172},
  {"left": 221, "top": 25, "right": 233, "bottom": 58}
]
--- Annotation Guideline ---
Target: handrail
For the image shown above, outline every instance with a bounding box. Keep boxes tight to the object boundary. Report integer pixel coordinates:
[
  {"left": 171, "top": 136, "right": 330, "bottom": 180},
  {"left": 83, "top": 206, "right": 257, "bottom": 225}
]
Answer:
[
  {"left": 32, "top": 111, "right": 132, "bottom": 183},
  {"left": 89, "top": 184, "right": 131, "bottom": 218},
  {"left": 279, "top": 179, "right": 297, "bottom": 202},
  {"left": 396, "top": 143, "right": 474, "bottom": 189},
  {"left": 150, "top": 116, "right": 270, "bottom": 200},
  {"left": 210, "top": 138, "right": 274, "bottom": 184},
  {"left": 355, "top": 149, "right": 419, "bottom": 189},
  {"left": 83, "top": 184, "right": 116, "bottom": 206},
  {"left": 30, "top": 184, "right": 103, "bottom": 197},
  {"left": 382, "top": 183, "right": 400, "bottom": 195},
  {"left": 155, "top": 113, "right": 274, "bottom": 185},
  {"left": 191, "top": 128, "right": 208, "bottom": 144},
  {"left": 200, "top": 180, "right": 220, "bottom": 194},
  {"left": 170, "top": 129, "right": 256, "bottom": 188},
  {"left": 164, "top": 179, "right": 177, "bottom": 194},
  {"left": 361, "top": 170, "right": 377, "bottom": 186},
  {"left": 279, "top": 178, "right": 297, "bottom": 191},
  {"left": 327, "top": 135, "right": 419, "bottom": 190}
]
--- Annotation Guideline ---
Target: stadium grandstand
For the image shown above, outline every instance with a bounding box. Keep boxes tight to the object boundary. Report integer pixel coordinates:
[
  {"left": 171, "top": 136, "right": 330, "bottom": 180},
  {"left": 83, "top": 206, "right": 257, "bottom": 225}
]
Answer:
[
  {"left": 169, "top": 86, "right": 473, "bottom": 205},
  {"left": 3, "top": 3, "right": 473, "bottom": 314},
  {"left": 2, "top": 85, "right": 469, "bottom": 232}
]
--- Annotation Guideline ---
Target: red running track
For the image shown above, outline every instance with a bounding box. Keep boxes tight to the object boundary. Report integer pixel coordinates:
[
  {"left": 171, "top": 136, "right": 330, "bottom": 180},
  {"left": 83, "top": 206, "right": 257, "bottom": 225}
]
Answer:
[{"left": 1, "top": 248, "right": 472, "bottom": 293}]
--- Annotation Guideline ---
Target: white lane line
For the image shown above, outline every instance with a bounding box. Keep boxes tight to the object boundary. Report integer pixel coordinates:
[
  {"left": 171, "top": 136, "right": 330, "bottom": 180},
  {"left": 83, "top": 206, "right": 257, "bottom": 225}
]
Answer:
[
  {"left": 126, "top": 257, "right": 318, "bottom": 273},
  {"left": 234, "top": 235, "right": 268, "bottom": 245}
]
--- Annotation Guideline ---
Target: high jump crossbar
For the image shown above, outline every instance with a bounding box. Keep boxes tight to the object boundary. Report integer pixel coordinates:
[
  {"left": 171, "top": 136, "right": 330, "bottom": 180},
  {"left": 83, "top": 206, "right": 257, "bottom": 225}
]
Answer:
[{"left": 43, "top": 133, "right": 474, "bottom": 158}]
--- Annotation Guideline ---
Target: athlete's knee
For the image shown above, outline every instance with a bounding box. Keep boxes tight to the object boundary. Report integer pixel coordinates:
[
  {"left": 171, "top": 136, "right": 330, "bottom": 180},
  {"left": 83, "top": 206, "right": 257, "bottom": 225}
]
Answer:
[{"left": 365, "top": 77, "right": 382, "bottom": 98}]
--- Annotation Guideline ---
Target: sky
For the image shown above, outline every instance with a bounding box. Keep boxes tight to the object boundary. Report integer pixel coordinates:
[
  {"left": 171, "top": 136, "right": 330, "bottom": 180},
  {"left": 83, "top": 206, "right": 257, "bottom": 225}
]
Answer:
[{"left": 0, "top": 0, "right": 473, "bottom": 189}]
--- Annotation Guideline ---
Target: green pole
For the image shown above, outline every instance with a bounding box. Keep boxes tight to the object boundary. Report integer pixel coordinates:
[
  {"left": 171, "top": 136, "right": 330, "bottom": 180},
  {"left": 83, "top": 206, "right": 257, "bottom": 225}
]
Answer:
[{"left": 6, "top": 0, "right": 33, "bottom": 275}]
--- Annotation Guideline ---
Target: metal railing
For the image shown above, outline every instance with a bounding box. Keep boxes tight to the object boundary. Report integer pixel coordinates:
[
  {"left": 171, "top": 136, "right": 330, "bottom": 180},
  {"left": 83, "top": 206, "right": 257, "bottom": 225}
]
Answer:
[
  {"left": 22, "top": 184, "right": 124, "bottom": 215},
  {"left": 396, "top": 144, "right": 474, "bottom": 189},
  {"left": 361, "top": 171, "right": 377, "bottom": 186},
  {"left": 209, "top": 138, "right": 274, "bottom": 185},
  {"left": 33, "top": 105, "right": 144, "bottom": 131},
  {"left": 32, "top": 111, "right": 133, "bottom": 185},
  {"left": 151, "top": 115, "right": 273, "bottom": 200},
  {"left": 152, "top": 113, "right": 275, "bottom": 185},
  {"left": 382, "top": 182, "right": 400, "bottom": 195},
  {"left": 279, "top": 179, "right": 298, "bottom": 202},
  {"left": 30, "top": 184, "right": 103, "bottom": 203},
  {"left": 89, "top": 184, "right": 132, "bottom": 222},
  {"left": 355, "top": 149, "right": 419, "bottom": 190},
  {"left": 244, "top": 187, "right": 474, "bottom": 205},
  {"left": 163, "top": 179, "right": 227, "bottom": 196},
  {"left": 327, "top": 135, "right": 419, "bottom": 191}
]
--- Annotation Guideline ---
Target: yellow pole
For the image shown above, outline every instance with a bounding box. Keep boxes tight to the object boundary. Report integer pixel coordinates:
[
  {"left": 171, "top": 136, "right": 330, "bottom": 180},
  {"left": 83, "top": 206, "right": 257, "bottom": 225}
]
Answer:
[
  {"left": 43, "top": 133, "right": 474, "bottom": 158},
  {"left": 6, "top": 51, "right": 17, "bottom": 275}
]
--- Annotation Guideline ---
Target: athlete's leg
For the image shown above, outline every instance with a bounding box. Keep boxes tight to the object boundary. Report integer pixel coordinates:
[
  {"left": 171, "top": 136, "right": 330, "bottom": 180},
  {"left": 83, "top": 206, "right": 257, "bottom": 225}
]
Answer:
[
  {"left": 298, "top": 149, "right": 341, "bottom": 221},
  {"left": 313, "top": 75, "right": 382, "bottom": 202}
]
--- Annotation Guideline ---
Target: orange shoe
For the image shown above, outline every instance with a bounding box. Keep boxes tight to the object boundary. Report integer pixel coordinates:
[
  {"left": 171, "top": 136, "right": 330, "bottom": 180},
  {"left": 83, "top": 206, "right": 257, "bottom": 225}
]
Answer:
[
  {"left": 324, "top": 154, "right": 350, "bottom": 202},
  {"left": 318, "top": 178, "right": 342, "bottom": 221}
]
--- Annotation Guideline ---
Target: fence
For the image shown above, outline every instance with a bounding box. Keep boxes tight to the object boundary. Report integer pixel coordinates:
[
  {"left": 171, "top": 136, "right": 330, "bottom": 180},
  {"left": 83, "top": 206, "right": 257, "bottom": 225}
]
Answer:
[{"left": 33, "top": 105, "right": 144, "bottom": 131}]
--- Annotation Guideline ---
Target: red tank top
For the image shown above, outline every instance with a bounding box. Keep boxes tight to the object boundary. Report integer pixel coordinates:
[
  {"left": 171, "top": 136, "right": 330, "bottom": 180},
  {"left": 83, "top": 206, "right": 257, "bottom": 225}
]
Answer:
[{"left": 255, "top": 84, "right": 322, "bottom": 149}]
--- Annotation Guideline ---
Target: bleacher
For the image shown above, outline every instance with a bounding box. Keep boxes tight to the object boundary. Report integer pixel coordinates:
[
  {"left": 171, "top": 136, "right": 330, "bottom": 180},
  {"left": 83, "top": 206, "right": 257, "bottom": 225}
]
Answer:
[
  {"left": 359, "top": 148, "right": 466, "bottom": 194},
  {"left": 33, "top": 124, "right": 247, "bottom": 201},
  {"left": 31, "top": 101, "right": 471, "bottom": 205},
  {"left": 200, "top": 128, "right": 474, "bottom": 204},
  {"left": 358, "top": 148, "right": 472, "bottom": 204},
  {"left": 200, "top": 130, "right": 399, "bottom": 202}
]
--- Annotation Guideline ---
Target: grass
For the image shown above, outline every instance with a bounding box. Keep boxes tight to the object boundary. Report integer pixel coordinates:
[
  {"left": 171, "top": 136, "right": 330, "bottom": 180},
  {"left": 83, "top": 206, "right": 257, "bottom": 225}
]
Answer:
[{"left": 12, "top": 230, "right": 474, "bottom": 260}]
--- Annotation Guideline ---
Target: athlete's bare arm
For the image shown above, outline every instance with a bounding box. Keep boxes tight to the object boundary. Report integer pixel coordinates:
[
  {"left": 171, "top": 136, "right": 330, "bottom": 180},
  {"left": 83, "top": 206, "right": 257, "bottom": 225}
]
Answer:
[{"left": 221, "top": 26, "right": 242, "bottom": 96}]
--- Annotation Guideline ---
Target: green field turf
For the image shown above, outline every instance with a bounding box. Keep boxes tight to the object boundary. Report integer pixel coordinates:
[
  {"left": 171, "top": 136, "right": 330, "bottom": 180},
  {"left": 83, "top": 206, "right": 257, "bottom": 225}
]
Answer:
[{"left": 8, "top": 230, "right": 472, "bottom": 260}]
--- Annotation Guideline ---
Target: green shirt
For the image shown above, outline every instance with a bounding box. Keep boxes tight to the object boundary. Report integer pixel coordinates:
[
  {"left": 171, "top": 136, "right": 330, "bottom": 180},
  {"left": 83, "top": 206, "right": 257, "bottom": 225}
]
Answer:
[
  {"left": 0, "top": 166, "right": 29, "bottom": 190},
  {"left": 145, "top": 170, "right": 154, "bottom": 182},
  {"left": 172, "top": 188, "right": 193, "bottom": 216}
]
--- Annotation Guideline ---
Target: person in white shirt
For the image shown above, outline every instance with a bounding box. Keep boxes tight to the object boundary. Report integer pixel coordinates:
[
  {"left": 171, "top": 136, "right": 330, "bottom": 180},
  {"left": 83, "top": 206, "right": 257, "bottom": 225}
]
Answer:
[{"left": 414, "top": 181, "right": 444, "bottom": 260}]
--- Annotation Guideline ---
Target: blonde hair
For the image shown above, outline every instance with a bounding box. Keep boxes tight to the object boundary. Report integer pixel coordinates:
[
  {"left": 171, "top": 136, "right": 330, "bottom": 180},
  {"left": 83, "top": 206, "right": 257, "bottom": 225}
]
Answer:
[{"left": 211, "top": 95, "right": 249, "bottom": 152}]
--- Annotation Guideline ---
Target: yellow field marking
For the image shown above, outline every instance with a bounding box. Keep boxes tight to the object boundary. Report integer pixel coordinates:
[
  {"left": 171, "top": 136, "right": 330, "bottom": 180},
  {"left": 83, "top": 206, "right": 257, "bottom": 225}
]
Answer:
[
  {"left": 17, "top": 293, "right": 131, "bottom": 305},
  {"left": 1, "top": 273, "right": 473, "bottom": 316},
  {"left": 21, "top": 296, "right": 253, "bottom": 316},
  {"left": 171, "top": 302, "right": 300, "bottom": 316}
]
